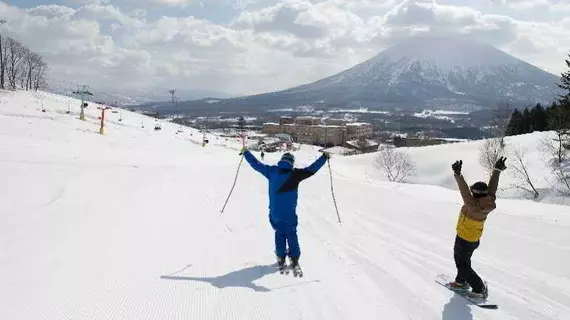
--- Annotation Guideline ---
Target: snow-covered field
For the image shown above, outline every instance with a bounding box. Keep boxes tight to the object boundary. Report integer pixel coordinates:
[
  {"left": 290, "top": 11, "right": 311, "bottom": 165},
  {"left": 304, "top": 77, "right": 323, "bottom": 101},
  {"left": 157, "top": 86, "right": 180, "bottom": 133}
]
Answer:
[
  {"left": 1, "top": 90, "right": 569, "bottom": 320},
  {"left": 338, "top": 131, "right": 570, "bottom": 206}
]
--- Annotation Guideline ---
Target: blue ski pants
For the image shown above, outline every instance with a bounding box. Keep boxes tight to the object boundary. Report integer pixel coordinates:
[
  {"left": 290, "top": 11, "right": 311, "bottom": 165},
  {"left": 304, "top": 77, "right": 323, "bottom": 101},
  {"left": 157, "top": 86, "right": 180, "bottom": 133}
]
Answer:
[{"left": 270, "top": 217, "right": 300, "bottom": 258}]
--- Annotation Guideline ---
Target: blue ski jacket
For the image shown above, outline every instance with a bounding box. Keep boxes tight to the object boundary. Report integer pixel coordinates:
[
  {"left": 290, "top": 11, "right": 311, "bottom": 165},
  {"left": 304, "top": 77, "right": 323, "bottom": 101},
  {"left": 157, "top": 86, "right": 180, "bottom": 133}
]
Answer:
[{"left": 243, "top": 151, "right": 328, "bottom": 228}]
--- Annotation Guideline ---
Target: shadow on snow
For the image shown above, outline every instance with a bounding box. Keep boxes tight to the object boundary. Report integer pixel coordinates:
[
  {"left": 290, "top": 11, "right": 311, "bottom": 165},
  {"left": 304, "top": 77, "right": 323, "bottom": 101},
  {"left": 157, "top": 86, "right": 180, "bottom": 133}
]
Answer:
[
  {"left": 442, "top": 294, "right": 474, "bottom": 320},
  {"left": 160, "top": 264, "right": 278, "bottom": 292}
]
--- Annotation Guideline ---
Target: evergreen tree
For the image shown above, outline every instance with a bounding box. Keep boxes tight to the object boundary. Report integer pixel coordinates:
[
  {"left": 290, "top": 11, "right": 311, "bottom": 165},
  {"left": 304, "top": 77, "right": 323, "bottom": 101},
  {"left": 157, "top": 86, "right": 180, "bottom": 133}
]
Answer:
[
  {"left": 530, "top": 103, "right": 548, "bottom": 132},
  {"left": 554, "top": 52, "right": 570, "bottom": 128},
  {"left": 506, "top": 108, "right": 524, "bottom": 136},
  {"left": 558, "top": 53, "right": 570, "bottom": 99},
  {"left": 546, "top": 102, "right": 570, "bottom": 163},
  {"left": 522, "top": 108, "right": 532, "bottom": 133}
]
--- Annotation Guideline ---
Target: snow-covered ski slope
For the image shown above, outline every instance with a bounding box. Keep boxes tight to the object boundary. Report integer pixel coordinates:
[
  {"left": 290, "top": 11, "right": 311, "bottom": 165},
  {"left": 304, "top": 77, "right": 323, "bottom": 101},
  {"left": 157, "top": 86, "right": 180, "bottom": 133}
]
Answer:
[{"left": 1, "top": 90, "right": 569, "bottom": 320}]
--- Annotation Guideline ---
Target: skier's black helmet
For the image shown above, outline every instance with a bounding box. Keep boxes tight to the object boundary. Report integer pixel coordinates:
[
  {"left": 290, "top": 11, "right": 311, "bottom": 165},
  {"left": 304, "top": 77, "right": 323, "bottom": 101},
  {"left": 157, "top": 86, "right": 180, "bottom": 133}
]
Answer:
[{"left": 470, "top": 181, "right": 489, "bottom": 197}]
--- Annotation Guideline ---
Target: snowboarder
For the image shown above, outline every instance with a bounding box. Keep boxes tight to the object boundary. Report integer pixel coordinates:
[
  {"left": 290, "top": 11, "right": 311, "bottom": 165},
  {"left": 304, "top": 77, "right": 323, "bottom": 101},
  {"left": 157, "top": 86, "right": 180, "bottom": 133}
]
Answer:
[
  {"left": 448, "top": 157, "right": 507, "bottom": 300},
  {"left": 240, "top": 147, "right": 329, "bottom": 273},
  {"left": 261, "top": 150, "right": 265, "bottom": 160}
]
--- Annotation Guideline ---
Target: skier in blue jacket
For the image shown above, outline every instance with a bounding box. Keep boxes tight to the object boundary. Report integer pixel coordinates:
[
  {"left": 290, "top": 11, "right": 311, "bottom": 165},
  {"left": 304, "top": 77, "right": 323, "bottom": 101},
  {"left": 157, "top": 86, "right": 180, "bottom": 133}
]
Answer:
[{"left": 240, "top": 148, "right": 329, "bottom": 271}]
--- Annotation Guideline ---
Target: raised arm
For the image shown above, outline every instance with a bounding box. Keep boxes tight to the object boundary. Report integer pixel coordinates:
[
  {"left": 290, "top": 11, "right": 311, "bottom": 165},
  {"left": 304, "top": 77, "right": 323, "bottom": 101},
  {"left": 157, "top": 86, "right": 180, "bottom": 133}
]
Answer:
[
  {"left": 452, "top": 160, "right": 476, "bottom": 207},
  {"left": 454, "top": 174, "right": 476, "bottom": 207},
  {"left": 295, "top": 153, "right": 329, "bottom": 181},
  {"left": 488, "top": 156, "right": 507, "bottom": 200},
  {"left": 243, "top": 150, "right": 270, "bottom": 178},
  {"left": 304, "top": 154, "right": 328, "bottom": 173}
]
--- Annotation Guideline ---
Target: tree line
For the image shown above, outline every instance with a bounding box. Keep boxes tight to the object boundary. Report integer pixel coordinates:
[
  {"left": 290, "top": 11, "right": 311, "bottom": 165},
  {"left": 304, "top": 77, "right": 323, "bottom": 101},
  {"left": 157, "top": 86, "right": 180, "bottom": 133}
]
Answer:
[
  {"left": 0, "top": 34, "right": 48, "bottom": 91},
  {"left": 477, "top": 53, "right": 570, "bottom": 199},
  {"left": 505, "top": 102, "right": 569, "bottom": 136},
  {"left": 505, "top": 54, "right": 570, "bottom": 137}
]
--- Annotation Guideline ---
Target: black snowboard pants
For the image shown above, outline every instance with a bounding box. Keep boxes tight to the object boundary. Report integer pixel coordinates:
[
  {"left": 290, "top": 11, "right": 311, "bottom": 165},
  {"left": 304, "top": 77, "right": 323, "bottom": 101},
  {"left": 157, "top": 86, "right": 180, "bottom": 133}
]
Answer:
[{"left": 454, "top": 235, "right": 485, "bottom": 293}]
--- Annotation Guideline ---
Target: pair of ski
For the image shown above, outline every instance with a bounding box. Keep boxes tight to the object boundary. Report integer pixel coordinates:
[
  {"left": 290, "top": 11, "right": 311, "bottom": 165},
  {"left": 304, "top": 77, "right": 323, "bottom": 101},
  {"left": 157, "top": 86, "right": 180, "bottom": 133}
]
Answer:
[
  {"left": 274, "top": 251, "right": 303, "bottom": 277},
  {"left": 278, "top": 263, "right": 303, "bottom": 277},
  {"left": 435, "top": 274, "right": 498, "bottom": 309}
]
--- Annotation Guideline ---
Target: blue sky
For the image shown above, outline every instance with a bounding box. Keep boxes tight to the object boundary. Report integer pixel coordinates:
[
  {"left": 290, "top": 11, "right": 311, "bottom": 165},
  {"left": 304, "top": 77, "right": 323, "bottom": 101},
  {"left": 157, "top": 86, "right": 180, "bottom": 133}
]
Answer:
[{"left": 1, "top": 0, "right": 569, "bottom": 97}]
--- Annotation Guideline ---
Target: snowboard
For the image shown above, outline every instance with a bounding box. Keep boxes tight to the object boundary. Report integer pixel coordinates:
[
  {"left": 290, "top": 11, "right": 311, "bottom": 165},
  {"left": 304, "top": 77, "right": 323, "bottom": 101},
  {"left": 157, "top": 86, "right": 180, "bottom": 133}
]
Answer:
[{"left": 435, "top": 274, "right": 498, "bottom": 309}]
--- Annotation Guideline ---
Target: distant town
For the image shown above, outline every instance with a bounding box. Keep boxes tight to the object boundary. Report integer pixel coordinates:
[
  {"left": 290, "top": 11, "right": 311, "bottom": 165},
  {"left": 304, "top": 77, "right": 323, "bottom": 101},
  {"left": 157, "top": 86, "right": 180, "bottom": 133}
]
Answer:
[{"left": 147, "top": 103, "right": 509, "bottom": 154}]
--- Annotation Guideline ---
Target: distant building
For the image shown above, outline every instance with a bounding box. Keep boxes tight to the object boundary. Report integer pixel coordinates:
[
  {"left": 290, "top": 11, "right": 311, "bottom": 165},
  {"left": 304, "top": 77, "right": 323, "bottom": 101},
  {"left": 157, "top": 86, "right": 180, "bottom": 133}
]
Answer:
[
  {"left": 262, "top": 116, "right": 373, "bottom": 147},
  {"left": 345, "top": 139, "right": 379, "bottom": 153},
  {"left": 279, "top": 116, "right": 294, "bottom": 125},
  {"left": 346, "top": 123, "right": 373, "bottom": 141}
]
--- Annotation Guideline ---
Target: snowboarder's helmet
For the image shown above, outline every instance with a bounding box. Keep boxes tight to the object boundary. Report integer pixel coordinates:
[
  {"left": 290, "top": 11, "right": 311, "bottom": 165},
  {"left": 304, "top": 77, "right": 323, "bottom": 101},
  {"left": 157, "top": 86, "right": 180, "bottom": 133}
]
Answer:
[
  {"left": 470, "top": 181, "right": 489, "bottom": 196},
  {"left": 281, "top": 152, "right": 295, "bottom": 166}
]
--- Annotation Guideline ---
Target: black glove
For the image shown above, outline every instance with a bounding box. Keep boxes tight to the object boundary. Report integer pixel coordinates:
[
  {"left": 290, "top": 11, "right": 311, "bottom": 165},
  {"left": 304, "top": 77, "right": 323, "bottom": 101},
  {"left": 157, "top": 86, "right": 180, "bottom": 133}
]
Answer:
[
  {"left": 494, "top": 156, "right": 507, "bottom": 171},
  {"left": 452, "top": 160, "right": 462, "bottom": 176}
]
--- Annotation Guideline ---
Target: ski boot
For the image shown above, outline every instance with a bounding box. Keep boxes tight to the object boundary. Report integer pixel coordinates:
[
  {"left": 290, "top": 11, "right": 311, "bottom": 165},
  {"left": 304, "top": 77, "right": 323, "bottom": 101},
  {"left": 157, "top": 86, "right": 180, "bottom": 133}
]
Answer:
[
  {"left": 276, "top": 256, "right": 287, "bottom": 274},
  {"left": 448, "top": 281, "right": 470, "bottom": 293},
  {"left": 289, "top": 256, "right": 303, "bottom": 278},
  {"left": 467, "top": 283, "right": 488, "bottom": 302}
]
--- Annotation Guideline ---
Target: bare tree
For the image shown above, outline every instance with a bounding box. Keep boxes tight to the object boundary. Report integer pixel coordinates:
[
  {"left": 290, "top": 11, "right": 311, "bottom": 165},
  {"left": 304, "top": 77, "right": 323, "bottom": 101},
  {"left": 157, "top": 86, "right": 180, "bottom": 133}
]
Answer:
[
  {"left": 539, "top": 132, "right": 570, "bottom": 195},
  {"left": 479, "top": 138, "right": 505, "bottom": 174},
  {"left": 0, "top": 21, "right": 5, "bottom": 89},
  {"left": 509, "top": 146, "right": 539, "bottom": 198},
  {"left": 6, "top": 38, "right": 26, "bottom": 89},
  {"left": 551, "top": 163, "right": 570, "bottom": 195},
  {"left": 0, "top": 35, "right": 48, "bottom": 91},
  {"left": 23, "top": 52, "right": 46, "bottom": 91},
  {"left": 33, "top": 59, "right": 48, "bottom": 91},
  {"left": 376, "top": 145, "right": 415, "bottom": 182},
  {"left": 1, "top": 37, "right": 9, "bottom": 90},
  {"left": 539, "top": 134, "right": 565, "bottom": 163},
  {"left": 23, "top": 51, "right": 34, "bottom": 90}
]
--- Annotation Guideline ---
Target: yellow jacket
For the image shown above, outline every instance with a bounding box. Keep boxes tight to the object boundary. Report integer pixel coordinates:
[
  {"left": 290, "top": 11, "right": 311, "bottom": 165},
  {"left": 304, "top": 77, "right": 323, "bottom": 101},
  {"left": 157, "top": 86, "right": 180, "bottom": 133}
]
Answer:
[{"left": 454, "top": 170, "right": 500, "bottom": 242}]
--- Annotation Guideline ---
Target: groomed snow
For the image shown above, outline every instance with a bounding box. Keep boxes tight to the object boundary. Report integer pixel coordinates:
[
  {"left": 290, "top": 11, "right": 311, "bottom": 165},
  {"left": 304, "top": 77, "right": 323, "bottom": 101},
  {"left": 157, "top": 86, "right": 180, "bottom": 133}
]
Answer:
[{"left": 1, "top": 90, "right": 569, "bottom": 320}]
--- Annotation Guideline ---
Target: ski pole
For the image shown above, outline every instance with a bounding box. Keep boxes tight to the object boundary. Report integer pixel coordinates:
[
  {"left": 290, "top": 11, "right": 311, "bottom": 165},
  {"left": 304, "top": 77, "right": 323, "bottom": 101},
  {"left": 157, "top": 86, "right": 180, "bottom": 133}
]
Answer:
[
  {"left": 327, "top": 159, "right": 342, "bottom": 224},
  {"left": 220, "top": 153, "right": 244, "bottom": 214},
  {"left": 221, "top": 130, "right": 248, "bottom": 214}
]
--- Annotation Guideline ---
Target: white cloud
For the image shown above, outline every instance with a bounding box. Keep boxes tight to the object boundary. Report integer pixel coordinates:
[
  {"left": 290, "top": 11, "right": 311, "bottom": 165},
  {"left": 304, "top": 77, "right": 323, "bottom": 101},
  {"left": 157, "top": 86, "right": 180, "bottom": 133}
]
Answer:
[
  {"left": 488, "top": 0, "right": 570, "bottom": 12},
  {"left": 0, "top": 0, "right": 568, "bottom": 96},
  {"left": 64, "top": 0, "right": 111, "bottom": 5},
  {"left": 232, "top": 0, "right": 373, "bottom": 58},
  {"left": 121, "top": 0, "right": 196, "bottom": 7},
  {"left": 65, "top": 0, "right": 195, "bottom": 6}
]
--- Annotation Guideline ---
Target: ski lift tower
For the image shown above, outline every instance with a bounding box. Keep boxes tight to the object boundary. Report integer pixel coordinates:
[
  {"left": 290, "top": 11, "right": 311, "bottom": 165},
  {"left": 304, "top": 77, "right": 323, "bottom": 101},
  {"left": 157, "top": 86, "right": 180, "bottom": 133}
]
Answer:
[
  {"left": 73, "top": 85, "right": 93, "bottom": 121},
  {"left": 97, "top": 104, "right": 111, "bottom": 135}
]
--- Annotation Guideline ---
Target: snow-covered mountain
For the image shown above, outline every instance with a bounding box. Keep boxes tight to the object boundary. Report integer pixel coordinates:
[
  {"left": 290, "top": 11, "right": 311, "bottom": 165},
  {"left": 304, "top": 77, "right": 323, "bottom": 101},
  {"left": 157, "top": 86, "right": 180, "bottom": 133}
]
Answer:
[
  {"left": 283, "top": 34, "right": 559, "bottom": 109},
  {"left": 158, "top": 34, "right": 560, "bottom": 113},
  {"left": 1, "top": 89, "right": 570, "bottom": 320}
]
